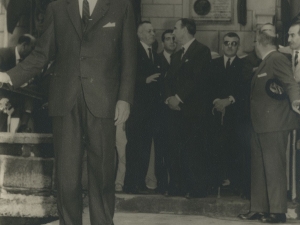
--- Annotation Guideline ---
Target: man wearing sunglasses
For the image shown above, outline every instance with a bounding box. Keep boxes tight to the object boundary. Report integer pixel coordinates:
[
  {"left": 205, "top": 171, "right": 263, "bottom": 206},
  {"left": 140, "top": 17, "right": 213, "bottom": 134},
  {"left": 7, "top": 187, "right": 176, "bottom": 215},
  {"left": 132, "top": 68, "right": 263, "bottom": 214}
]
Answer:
[{"left": 208, "top": 32, "right": 244, "bottom": 194}]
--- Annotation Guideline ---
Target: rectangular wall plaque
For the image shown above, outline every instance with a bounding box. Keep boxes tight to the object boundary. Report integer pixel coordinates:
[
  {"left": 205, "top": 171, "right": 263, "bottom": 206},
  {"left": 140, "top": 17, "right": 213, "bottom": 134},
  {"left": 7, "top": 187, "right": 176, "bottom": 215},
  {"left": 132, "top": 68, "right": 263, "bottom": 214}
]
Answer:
[{"left": 191, "top": 0, "right": 233, "bottom": 22}]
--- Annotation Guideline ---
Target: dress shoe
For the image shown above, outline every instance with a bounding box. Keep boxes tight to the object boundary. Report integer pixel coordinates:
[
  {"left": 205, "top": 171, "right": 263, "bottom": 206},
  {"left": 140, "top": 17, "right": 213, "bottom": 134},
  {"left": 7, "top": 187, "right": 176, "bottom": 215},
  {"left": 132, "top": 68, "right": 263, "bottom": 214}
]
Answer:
[
  {"left": 238, "top": 211, "right": 265, "bottom": 220},
  {"left": 261, "top": 213, "right": 286, "bottom": 223}
]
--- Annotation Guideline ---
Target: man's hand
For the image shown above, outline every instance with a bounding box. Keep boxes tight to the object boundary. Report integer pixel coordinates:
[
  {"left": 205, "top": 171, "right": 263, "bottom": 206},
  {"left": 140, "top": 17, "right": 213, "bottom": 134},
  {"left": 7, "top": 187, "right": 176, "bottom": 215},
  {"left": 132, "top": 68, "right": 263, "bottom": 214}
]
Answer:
[
  {"left": 292, "top": 100, "right": 300, "bottom": 114},
  {"left": 114, "top": 100, "right": 130, "bottom": 125},
  {"left": 0, "top": 72, "right": 12, "bottom": 85},
  {"left": 214, "top": 98, "right": 231, "bottom": 112},
  {"left": 146, "top": 73, "right": 160, "bottom": 83},
  {"left": 167, "top": 96, "right": 181, "bottom": 111}
]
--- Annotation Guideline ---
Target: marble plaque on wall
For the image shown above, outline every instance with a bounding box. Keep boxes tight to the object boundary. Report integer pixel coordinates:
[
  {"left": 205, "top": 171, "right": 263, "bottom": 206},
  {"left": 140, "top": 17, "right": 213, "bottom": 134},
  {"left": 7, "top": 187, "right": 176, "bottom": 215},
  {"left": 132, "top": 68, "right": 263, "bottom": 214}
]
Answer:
[{"left": 191, "top": 0, "right": 233, "bottom": 22}]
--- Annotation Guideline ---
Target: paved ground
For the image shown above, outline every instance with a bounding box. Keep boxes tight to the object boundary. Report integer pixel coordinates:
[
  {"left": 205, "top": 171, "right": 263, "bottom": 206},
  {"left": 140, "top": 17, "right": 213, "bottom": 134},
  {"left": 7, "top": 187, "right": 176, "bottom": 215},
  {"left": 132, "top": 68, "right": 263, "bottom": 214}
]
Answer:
[{"left": 45, "top": 208, "right": 299, "bottom": 225}]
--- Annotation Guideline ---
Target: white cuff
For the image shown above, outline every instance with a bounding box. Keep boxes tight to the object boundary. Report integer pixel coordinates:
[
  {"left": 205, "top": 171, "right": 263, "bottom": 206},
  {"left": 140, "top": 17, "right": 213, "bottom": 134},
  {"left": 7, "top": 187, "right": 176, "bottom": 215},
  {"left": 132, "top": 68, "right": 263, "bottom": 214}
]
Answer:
[
  {"left": 228, "top": 95, "right": 235, "bottom": 104},
  {"left": 213, "top": 98, "right": 220, "bottom": 104},
  {"left": 175, "top": 94, "right": 183, "bottom": 103}
]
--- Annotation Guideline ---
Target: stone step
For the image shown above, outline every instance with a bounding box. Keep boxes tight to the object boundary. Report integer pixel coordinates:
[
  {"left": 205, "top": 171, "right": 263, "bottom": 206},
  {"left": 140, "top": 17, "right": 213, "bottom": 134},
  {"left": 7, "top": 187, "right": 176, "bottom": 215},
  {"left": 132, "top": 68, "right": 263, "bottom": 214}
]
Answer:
[{"left": 114, "top": 194, "right": 300, "bottom": 219}]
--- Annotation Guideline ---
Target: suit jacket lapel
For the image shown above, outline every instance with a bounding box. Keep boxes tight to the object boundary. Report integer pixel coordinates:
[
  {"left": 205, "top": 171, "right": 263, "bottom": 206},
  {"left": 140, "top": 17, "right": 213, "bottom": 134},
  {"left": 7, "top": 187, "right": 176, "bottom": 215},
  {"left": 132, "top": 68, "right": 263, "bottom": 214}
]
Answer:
[
  {"left": 182, "top": 40, "right": 196, "bottom": 62},
  {"left": 66, "top": 0, "right": 83, "bottom": 40},
  {"left": 86, "top": 0, "right": 110, "bottom": 32}
]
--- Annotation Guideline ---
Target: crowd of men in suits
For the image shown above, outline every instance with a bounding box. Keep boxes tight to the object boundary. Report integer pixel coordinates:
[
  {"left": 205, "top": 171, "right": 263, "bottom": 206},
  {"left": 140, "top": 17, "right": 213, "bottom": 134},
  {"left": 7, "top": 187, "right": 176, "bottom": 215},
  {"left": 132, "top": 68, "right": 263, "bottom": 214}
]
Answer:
[
  {"left": 1, "top": 5, "right": 300, "bottom": 223},
  {"left": 120, "top": 19, "right": 249, "bottom": 199},
  {"left": 117, "top": 19, "right": 300, "bottom": 224}
]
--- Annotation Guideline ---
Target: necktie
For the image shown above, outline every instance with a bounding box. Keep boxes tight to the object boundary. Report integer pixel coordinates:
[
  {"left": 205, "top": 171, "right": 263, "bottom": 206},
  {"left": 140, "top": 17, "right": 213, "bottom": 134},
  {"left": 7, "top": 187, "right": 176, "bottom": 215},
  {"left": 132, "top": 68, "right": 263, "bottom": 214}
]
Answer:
[
  {"left": 148, "top": 48, "right": 153, "bottom": 62},
  {"left": 295, "top": 51, "right": 299, "bottom": 68},
  {"left": 82, "top": 0, "right": 90, "bottom": 27},
  {"left": 226, "top": 57, "right": 231, "bottom": 69}
]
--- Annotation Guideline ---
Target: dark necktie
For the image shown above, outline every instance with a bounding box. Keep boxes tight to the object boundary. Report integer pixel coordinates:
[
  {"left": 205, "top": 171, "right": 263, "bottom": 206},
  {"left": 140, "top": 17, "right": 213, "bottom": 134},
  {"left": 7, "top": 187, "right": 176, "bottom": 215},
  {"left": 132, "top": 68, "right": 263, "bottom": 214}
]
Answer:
[
  {"left": 181, "top": 47, "right": 185, "bottom": 59},
  {"left": 295, "top": 51, "right": 299, "bottom": 68},
  {"left": 148, "top": 48, "right": 153, "bottom": 62},
  {"left": 226, "top": 57, "right": 231, "bottom": 70},
  {"left": 82, "top": 0, "right": 90, "bottom": 27}
]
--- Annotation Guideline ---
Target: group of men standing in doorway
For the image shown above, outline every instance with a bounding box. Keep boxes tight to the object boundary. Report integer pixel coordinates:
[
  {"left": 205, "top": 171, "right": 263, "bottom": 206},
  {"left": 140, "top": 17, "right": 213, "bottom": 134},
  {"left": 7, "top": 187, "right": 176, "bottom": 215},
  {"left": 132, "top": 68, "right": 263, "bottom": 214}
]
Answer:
[
  {"left": 1, "top": 0, "right": 300, "bottom": 223},
  {"left": 123, "top": 18, "right": 300, "bottom": 225}
]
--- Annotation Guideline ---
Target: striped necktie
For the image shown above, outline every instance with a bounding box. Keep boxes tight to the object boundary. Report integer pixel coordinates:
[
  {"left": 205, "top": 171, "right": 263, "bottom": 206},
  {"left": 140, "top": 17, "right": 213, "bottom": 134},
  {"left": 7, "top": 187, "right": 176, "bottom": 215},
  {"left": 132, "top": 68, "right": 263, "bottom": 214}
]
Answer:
[
  {"left": 295, "top": 51, "right": 299, "bottom": 68},
  {"left": 82, "top": 0, "right": 90, "bottom": 27}
]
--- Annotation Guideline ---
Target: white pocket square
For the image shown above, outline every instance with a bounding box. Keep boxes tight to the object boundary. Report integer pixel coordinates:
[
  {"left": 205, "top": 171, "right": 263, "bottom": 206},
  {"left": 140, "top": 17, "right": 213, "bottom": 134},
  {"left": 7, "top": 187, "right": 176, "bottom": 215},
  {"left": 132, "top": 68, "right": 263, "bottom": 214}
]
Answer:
[
  {"left": 103, "top": 22, "right": 115, "bottom": 28},
  {"left": 185, "top": 59, "right": 189, "bottom": 62},
  {"left": 257, "top": 72, "right": 267, "bottom": 78}
]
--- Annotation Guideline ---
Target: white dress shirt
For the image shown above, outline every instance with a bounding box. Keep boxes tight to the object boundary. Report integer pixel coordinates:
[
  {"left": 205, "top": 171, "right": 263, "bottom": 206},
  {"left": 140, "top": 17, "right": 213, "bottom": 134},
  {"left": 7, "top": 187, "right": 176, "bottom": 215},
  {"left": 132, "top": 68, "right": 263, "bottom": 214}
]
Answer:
[
  {"left": 15, "top": 47, "right": 21, "bottom": 65},
  {"left": 140, "top": 41, "right": 152, "bottom": 59},
  {"left": 163, "top": 50, "right": 171, "bottom": 64},
  {"left": 78, "top": 0, "right": 98, "bottom": 17},
  {"left": 181, "top": 38, "right": 195, "bottom": 56},
  {"left": 223, "top": 55, "right": 236, "bottom": 68}
]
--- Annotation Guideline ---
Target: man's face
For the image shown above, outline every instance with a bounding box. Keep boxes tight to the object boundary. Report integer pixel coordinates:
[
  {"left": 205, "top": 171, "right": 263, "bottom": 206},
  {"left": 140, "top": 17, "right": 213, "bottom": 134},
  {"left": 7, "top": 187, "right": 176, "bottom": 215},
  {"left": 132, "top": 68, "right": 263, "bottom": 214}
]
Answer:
[
  {"left": 222, "top": 36, "right": 239, "bottom": 57},
  {"left": 162, "top": 33, "right": 176, "bottom": 52},
  {"left": 138, "top": 23, "right": 156, "bottom": 46},
  {"left": 288, "top": 25, "right": 300, "bottom": 50},
  {"left": 173, "top": 20, "right": 185, "bottom": 44}
]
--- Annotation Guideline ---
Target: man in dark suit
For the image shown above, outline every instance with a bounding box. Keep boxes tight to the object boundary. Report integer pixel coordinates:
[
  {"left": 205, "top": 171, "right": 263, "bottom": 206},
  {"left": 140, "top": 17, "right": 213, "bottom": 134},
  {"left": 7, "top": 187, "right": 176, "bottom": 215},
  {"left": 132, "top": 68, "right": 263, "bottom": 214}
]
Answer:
[
  {"left": 0, "top": 34, "right": 36, "bottom": 132},
  {"left": 158, "top": 29, "right": 176, "bottom": 76},
  {"left": 125, "top": 21, "right": 166, "bottom": 194},
  {"left": 238, "top": 24, "right": 300, "bottom": 223},
  {"left": 155, "top": 29, "right": 177, "bottom": 194},
  {"left": 164, "top": 18, "right": 211, "bottom": 198},
  {"left": 0, "top": 0, "right": 137, "bottom": 224},
  {"left": 209, "top": 32, "right": 244, "bottom": 192}
]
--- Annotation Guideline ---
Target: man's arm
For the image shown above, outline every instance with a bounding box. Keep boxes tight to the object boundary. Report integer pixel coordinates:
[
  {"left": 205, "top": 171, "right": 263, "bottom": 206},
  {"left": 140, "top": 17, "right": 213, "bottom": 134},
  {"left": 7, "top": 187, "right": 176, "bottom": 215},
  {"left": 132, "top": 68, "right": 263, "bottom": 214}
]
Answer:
[
  {"left": 115, "top": 0, "right": 137, "bottom": 125},
  {"left": 7, "top": 3, "right": 56, "bottom": 88}
]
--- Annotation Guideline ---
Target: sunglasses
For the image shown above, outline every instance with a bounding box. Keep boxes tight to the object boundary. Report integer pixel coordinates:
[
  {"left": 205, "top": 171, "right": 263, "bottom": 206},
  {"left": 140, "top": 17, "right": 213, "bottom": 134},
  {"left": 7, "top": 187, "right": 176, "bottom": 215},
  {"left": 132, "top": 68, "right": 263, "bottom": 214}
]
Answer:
[{"left": 223, "top": 41, "right": 238, "bottom": 47}]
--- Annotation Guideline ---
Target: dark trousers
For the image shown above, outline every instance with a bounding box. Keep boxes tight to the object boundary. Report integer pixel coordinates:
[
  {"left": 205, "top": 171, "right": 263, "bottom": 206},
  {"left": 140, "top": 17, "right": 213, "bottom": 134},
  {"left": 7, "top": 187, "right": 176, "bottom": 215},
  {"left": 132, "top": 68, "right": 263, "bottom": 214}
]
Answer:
[
  {"left": 166, "top": 109, "right": 209, "bottom": 195},
  {"left": 125, "top": 102, "right": 168, "bottom": 190},
  {"left": 250, "top": 130, "right": 288, "bottom": 213},
  {"left": 52, "top": 91, "right": 116, "bottom": 225},
  {"left": 208, "top": 111, "right": 241, "bottom": 188}
]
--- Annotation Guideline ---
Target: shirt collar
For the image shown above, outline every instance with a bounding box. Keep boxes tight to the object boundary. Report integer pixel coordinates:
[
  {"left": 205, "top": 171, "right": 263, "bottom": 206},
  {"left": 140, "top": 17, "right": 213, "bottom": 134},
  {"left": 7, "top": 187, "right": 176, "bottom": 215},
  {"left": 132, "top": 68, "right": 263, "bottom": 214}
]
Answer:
[
  {"left": 182, "top": 38, "right": 195, "bottom": 54},
  {"left": 15, "top": 46, "right": 21, "bottom": 63},
  {"left": 78, "top": 0, "right": 98, "bottom": 17},
  {"left": 223, "top": 55, "right": 236, "bottom": 66},
  {"left": 262, "top": 49, "right": 276, "bottom": 60},
  {"left": 163, "top": 50, "right": 171, "bottom": 64},
  {"left": 140, "top": 41, "right": 152, "bottom": 57}
]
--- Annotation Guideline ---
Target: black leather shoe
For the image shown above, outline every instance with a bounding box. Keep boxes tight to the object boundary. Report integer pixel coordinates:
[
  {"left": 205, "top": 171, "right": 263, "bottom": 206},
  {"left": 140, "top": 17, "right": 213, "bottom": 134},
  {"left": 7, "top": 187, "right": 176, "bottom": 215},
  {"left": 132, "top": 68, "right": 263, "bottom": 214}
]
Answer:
[
  {"left": 261, "top": 213, "right": 286, "bottom": 223},
  {"left": 238, "top": 211, "right": 265, "bottom": 220}
]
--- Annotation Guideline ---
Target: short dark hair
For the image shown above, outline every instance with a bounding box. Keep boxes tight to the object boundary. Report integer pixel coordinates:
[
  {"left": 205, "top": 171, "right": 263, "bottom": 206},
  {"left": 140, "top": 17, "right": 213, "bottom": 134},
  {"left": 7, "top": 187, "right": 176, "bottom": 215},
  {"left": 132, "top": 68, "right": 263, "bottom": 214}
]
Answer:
[
  {"left": 257, "top": 25, "right": 277, "bottom": 47},
  {"left": 17, "top": 34, "right": 34, "bottom": 45},
  {"left": 179, "top": 18, "right": 196, "bottom": 36},
  {"left": 161, "top": 29, "right": 173, "bottom": 42},
  {"left": 223, "top": 32, "right": 240, "bottom": 41},
  {"left": 290, "top": 20, "right": 300, "bottom": 35}
]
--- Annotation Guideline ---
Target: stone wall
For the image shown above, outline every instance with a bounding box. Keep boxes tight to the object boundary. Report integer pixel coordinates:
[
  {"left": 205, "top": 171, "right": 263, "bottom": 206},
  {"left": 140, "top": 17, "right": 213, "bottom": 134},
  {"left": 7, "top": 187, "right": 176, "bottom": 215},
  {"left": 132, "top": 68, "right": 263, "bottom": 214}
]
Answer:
[
  {"left": 141, "top": 0, "right": 278, "bottom": 56},
  {"left": 0, "top": 3, "right": 6, "bottom": 48}
]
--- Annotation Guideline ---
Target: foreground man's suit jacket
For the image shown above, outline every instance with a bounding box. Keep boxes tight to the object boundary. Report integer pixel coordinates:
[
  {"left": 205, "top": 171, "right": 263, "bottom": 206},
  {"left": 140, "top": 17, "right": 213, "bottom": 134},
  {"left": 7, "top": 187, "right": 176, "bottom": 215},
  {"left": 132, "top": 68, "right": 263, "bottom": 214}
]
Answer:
[{"left": 7, "top": 0, "right": 137, "bottom": 118}]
